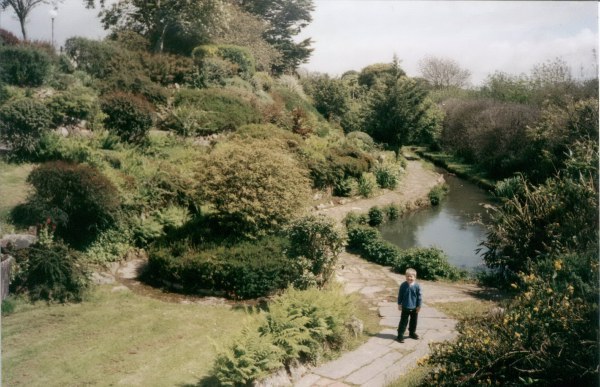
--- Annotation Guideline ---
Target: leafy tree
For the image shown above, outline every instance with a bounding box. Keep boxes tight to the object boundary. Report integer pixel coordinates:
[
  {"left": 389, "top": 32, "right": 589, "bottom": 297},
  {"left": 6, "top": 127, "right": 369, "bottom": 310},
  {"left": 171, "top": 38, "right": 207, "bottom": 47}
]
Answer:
[
  {"left": 1, "top": 0, "right": 59, "bottom": 41},
  {"left": 480, "top": 71, "right": 532, "bottom": 104},
  {"left": 357, "top": 62, "right": 405, "bottom": 89},
  {"left": 364, "top": 75, "right": 441, "bottom": 150},
  {"left": 98, "top": 0, "right": 228, "bottom": 54},
  {"left": 525, "top": 98, "right": 599, "bottom": 182},
  {"left": 302, "top": 74, "right": 349, "bottom": 120},
  {"left": 241, "top": 0, "right": 315, "bottom": 74},
  {"left": 418, "top": 56, "right": 471, "bottom": 89},
  {"left": 215, "top": 3, "right": 281, "bottom": 72},
  {"left": 196, "top": 141, "right": 311, "bottom": 238}
]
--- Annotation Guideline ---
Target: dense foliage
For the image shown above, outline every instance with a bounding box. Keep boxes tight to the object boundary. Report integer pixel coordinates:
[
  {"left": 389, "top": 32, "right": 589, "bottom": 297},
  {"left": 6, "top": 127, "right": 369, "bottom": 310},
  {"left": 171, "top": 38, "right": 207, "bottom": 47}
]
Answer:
[
  {"left": 0, "top": 98, "right": 52, "bottom": 158},
  {"left": 213, "top": 286, "right": 355, "bottom": 385},
  {"left": 10, "top": 225, "right": 90, "bottom": 303},
  {"left": 100, "top": 92, "right": 154, "bottom": 144},
  {"left": 147, "top": 237, "right": 298, "bottom": 299},
  {"left": 0, "top": 45, "right": 53, "bottom": 86},
  {"left": 196, "top": 142, "right": 311, "bottom": 238},
  {"left": 21, "top": 161, "right": 121, "bottom": 246}
]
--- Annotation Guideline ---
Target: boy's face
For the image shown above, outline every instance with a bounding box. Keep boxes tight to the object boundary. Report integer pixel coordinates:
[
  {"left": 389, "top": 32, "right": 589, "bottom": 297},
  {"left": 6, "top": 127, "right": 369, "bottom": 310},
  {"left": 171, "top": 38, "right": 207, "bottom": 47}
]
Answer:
[{"left": 406, "top": 273, "right": 416, "bottom": 284}]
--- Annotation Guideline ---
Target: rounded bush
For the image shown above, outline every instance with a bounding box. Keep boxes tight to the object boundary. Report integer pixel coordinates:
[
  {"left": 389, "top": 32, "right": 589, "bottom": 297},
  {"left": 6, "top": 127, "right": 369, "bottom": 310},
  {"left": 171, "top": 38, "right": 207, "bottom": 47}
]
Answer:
[
  {"left": 375, "top": 165, "right": 398, "bottom": 189},
  {"left": 0, "top": 98, "right": 52, "bottom": 158},
  {"left": 25, "top": 161, "right": 121, "bottom": 246},
  {"left": 0, "top": 45, "right": 52, "bottom": 86},
  {"left": 368, "top": 206, "right": 385, "bottom": 226},
  {"left": 100, "top": 92, "right": 154, "bottom": 144}
]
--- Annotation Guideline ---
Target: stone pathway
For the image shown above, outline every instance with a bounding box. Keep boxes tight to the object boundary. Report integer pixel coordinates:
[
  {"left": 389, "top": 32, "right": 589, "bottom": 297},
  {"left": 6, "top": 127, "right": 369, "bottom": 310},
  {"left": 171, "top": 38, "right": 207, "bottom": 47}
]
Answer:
[{"left": 295, "top": 252, "right": 482, "bottom": 387}]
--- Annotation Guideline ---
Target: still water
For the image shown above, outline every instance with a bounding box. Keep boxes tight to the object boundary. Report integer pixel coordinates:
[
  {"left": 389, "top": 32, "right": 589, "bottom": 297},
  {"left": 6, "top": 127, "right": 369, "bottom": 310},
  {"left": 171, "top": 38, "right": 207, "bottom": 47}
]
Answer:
[{"left": 379, "top": 172, "right": 494, "bottom": 271}]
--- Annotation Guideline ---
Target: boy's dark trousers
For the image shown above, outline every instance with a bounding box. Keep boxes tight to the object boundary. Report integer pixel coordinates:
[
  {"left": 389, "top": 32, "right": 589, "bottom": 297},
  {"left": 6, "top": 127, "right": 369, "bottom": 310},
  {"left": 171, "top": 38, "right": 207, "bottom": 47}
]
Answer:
[{"left": 397, "top": 307, "right": 418, "bottom": 336}]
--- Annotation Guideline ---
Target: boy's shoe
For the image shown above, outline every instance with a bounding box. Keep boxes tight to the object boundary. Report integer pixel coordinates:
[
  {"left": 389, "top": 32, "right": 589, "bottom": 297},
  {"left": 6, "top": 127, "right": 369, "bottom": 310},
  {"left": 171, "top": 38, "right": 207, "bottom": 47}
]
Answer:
[
  {"left": 396, "top": 336, "right": 405, "bottom": 343},
  {"left": 409, "top": 333, "right": 420, "bottom": 339}
]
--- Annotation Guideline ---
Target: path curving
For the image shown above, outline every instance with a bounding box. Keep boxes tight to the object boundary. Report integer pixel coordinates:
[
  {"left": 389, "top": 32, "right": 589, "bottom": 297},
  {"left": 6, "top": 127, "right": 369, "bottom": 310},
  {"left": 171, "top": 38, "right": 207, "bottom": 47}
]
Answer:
[{"left": 295, "top": 160, "right": 485, "bottom": 387}]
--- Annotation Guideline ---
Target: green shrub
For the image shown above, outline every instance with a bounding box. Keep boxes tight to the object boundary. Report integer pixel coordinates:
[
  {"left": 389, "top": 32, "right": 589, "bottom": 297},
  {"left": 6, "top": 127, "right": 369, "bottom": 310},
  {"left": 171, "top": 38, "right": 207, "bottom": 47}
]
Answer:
[
  {"left": 172, "top": 88, "right": 261, "bottom": 132},
  {"left": 0, "top": 45, "right": 52, "bottom": 86},
  {"left": 11, "top": 232, "right": 90, "bottom": 303},
  {"left": 392, "top": 247, "right": 464, "bottom": 281},
  {"left": 214, "top": 324, "right": 284, "bottom": 386},
  {"left": 357, "top": 172, "right": 377, "bottom": 197},
  {"left": 343, "top": 212, "right": 367, "bottom": 228},
  {"left": 194, "top": 57, "right": 237, "bottom": 87},
  {"left": 46, "top": 86, "right": 101, "bottom": 127},
  {"left": 424, "top": 253, "right": 598, "bottom": 386},
  {"left": 100, "top": 92, "right": 154, "bottom": 145},
  {"left": 100, "top": 73, "right": 169, "bottom": 107},
  {"left": 24, "top": 161, "right": 121, "bottom": 246},
  {"left": 196, "top": 142, "right": 311, "bottom": 238},
  {"left": 346, "top": 224, "right": 380, "bottom": 250},
  {"left": 384, "top": 203, "right": 401, "bottom": 220},
  {"left": 287, "top": 215, "right": 345, "bottom": 288},
  {"left": 158, "top": 105, "right": 212, "bottom": 136},
  {"left": 0, "top": 98, "right": 52, "bottom": 159},
  {"left": 347, "top": 224, "right": 399, "bottom": 265},
  {"left": 375, "top": 165, "right": 398, "bottom": 189},
  {"left": 147, "top": 237, "right": 299, "bottom": 299},
  {"left": 213, "top": 286, "right": 355, "bottom": 385},
  {"left": 368, "top": 206, "right": 384, "bottom": 226},
  {"left": 216, "top": 45, "right": 256, "bottom": 79},
  {"left": 493, "top": 174, "right": 527, "bottom": 201},
  {"left": 333, "top": 177, "right": 354, "bottom": 197},
  {"left": 428, "top": 183, "right": 449, "bottom": 206}
]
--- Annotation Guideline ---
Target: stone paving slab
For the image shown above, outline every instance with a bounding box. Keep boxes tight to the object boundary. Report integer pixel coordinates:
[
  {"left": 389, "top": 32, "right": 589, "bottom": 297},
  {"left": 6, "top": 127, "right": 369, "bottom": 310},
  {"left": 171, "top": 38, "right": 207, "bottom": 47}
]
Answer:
[
  {"left": 346, "top": 350, "right": 403, "bottom": 385},
  {"left": 313, "top": 341, "right": 392, "bottom": 379}
]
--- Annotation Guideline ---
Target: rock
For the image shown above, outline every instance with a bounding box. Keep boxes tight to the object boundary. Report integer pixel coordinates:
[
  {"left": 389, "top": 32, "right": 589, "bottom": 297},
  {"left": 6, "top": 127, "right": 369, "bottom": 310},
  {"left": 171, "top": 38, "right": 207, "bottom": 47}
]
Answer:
[
  {"left": 346, "top": 316, "right": 364, "bottom": 337},
  {"left": 288, "top": 359, "right": 309, "bottom": 382},
  {"left": 111, "top": 285, "right": 130, "bottom": 292},
  {"left": 91, "top": 272, "right": 116, "bottom": 285},
  {"left": 0, "top": 234, "right": 37, "bottom": 250}
]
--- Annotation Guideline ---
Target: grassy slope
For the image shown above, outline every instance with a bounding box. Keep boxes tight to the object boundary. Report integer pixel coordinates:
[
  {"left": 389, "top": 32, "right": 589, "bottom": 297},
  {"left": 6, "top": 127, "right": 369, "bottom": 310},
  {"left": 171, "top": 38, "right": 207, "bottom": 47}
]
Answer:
[
  {"left": 2, "top": 286, "right": 251, "bottom": 386},
  {"left": 0, "top": 161, "right": 34, "bottom": 231}
]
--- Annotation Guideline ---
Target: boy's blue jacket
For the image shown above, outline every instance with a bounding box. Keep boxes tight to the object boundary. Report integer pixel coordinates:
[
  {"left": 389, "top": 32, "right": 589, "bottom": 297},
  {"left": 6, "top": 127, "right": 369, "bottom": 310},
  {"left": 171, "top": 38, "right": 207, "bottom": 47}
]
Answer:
[{"left": 397, "top": 282, "right": 422, "bottom": 309}]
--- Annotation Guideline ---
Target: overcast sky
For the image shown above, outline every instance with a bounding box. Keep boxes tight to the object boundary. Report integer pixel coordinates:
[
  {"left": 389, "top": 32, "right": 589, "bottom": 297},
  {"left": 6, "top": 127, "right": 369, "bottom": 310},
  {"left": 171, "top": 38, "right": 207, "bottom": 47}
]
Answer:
[{"left": 0, "top": 1, "right": 597, "bottom": 86}]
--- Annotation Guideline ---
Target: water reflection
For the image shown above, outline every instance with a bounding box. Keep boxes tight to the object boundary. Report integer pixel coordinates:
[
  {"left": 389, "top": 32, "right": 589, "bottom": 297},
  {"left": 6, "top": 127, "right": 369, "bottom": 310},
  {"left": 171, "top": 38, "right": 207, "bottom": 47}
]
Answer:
[{"left": 379, "top": 172, "right": 494, "bottom": 271}]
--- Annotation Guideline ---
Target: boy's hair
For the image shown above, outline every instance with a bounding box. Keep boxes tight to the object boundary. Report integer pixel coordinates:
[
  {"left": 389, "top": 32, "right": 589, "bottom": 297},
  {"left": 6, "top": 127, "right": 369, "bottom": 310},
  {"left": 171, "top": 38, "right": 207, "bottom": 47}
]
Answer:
[{"left": 405, "top": 268, "right": 417, "bottom": 277}]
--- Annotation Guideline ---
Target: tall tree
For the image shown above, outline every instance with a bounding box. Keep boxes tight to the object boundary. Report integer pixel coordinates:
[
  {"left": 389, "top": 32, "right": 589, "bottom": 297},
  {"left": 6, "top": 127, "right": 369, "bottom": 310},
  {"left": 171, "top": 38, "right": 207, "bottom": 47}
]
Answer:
[
  {"left": 1, "top": 0, "right": 53, "bottom": 40},
  {"left": 418, "top": 56, "right": 471, "bottom": 89},
  {"left": 98, "top": 0, "right": 228, "bottom": 55},
  {"left": 365, "top": 73, "right": 440, "bottom": 150},
  {"left": 240, "top": 0, "right": 314, "bottom": 74}
]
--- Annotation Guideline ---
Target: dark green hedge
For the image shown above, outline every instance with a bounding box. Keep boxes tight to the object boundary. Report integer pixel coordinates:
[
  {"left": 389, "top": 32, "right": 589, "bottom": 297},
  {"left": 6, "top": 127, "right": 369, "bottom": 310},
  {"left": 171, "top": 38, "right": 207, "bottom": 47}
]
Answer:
[{"left": 147, "top": 237, "right": 300, "bottom": 299}]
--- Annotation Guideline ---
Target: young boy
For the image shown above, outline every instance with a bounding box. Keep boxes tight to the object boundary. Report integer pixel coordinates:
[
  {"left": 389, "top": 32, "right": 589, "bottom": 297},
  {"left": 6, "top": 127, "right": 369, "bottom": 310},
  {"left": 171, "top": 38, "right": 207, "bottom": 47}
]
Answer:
[{"left": 396, "top": 268, "right": 422, "bottom": 343}]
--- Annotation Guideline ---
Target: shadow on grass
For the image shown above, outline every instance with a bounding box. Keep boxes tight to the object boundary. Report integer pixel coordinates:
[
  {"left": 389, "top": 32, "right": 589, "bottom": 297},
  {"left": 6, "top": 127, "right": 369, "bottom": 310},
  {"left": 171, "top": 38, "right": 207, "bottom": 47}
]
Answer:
[{"left": 178, "top": 374, "right": 220, "bottom": 387}]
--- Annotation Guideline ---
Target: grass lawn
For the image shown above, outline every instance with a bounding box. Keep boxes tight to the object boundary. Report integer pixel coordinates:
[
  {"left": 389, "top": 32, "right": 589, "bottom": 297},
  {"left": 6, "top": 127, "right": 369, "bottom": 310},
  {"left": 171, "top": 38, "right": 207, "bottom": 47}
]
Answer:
[
  {"left": 0, "top": 161, "right": 34, "bottom": 231},
  {"left": 2, "top": 285, "right": 251, "bottom": 387}
]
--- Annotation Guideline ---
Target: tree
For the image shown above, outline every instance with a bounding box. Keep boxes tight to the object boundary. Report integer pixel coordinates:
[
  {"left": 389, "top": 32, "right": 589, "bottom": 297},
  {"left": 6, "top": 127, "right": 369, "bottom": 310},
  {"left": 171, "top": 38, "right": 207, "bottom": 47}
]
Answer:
[
  {"left": 0, "top": 0, "right": 56, "bottom": 41},
  {"left": 241, "top": 0, "right": 315, "bottom": 74},
  {"left": 365, "top": 75, "right": 441, "bottom": 150},
  {"left": 302, "top": 74, "right": 349, "bottom": 120},
  {"left": 214, "top": 3, "right": 281, "bottom": 72},
  {"left": 418, "top": 56, "right": 471, "bottom": 89},
  {"left": 99, "top": 0, "right": 228, "bottom": 54}
]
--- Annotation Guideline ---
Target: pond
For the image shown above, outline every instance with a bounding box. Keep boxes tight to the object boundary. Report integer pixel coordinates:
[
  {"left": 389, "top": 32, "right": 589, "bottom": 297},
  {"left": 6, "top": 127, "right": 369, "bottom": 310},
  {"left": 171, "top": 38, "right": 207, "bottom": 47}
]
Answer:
[{"left": 378, "top": 171, "right": 494, "bottom": 271}]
